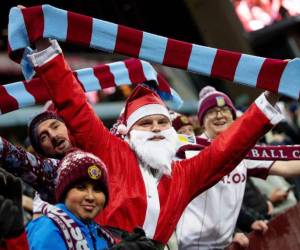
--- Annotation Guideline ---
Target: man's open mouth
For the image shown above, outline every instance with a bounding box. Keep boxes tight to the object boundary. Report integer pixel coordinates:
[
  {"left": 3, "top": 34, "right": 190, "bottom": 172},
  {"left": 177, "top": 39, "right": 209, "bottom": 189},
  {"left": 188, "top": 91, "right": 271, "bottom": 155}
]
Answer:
[
  {"left": 149, "top": 135, "right": 165, "bottom": 141},
  {"left": 54, "top": 138, "right": 66, "bottom": 148}
]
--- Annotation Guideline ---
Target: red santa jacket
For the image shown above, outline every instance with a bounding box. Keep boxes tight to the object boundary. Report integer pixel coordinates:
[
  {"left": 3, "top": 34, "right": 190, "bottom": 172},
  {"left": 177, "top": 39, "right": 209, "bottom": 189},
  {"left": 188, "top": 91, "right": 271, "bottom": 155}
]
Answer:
[
  {"left": 1, "top": 232, "right": 29, "bottom": 250},
  {"left": 36, "top": 52, "right": 275, "bottom": 244}
]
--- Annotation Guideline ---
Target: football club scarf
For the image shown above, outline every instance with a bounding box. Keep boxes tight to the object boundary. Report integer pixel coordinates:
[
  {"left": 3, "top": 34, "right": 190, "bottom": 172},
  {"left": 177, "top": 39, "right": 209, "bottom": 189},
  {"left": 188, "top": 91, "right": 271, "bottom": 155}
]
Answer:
[
  {"left": 41, "top": 203, "right": 114, "bottom": 249},
  {"left": 176, "top": 136, "right": 300, "bottom": 161},
  {"left": 0, "top": 58, "right": 182, "bottom": 114},
  {"left": 7, "top": 4, "right": 300, "bottom": 101}
]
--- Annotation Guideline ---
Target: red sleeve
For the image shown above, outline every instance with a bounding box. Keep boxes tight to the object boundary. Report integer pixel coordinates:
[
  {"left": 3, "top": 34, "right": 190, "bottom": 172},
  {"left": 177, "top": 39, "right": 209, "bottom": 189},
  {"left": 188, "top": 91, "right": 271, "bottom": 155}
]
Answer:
[
  {"left": 177, "top": 103, "right": 274, "bottom": 201},
  {"left": 5, "top": 231, "right": 29, "bottom": 250},
  {"left": 34, "top": 54, "right": 122, "bottom": 176}
]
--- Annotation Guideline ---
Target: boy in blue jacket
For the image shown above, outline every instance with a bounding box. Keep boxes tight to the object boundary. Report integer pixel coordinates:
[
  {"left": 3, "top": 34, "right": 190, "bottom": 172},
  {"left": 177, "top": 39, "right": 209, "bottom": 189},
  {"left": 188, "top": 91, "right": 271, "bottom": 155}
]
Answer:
[{"left": 26, "top": 149, "right": 113, "bottom": 249}]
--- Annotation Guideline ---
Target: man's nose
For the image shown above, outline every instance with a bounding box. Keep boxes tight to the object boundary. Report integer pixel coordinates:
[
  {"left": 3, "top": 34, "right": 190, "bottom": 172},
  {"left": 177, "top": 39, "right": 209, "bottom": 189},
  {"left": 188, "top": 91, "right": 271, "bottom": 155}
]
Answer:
[
  {"left": 216, "top": 110, "right": 223, "bottom": 118},
  {"left": 49, "top": 130, "right": 59, "bottom": 142},
  {"left": 151, "top": 122, "right": 161, "bottom": 132}
]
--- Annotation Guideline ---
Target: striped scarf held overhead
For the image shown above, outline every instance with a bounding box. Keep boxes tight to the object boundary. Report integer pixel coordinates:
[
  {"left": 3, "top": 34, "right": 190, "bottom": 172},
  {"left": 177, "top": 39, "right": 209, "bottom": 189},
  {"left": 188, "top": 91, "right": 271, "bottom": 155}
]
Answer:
[
  {"left": 8, "top": 4, "right": 300, "bottom": 100},
  {"left": 0, "top": 58, "right": 182, "bottom": 115}
]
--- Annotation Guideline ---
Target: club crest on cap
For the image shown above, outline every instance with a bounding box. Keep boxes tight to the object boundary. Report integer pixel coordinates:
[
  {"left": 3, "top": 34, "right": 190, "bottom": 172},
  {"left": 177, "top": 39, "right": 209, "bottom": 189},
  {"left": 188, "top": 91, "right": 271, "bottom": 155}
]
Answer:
[
  {"left": 88, "top": 165, "right": 102, "bottom": 180},
  {"left": 180, "top": 116, "right": 189, "bottom": 124},
  {"left": 216, "top": 96, "right": 225, "bottom": 107}
]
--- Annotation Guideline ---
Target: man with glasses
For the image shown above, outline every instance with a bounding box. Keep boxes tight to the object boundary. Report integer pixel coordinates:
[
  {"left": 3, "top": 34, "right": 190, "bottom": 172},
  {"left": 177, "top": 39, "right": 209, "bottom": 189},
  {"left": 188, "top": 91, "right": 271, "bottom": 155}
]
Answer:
[{"left": 176, "top": 86, "right": 300, "bottom": 250}]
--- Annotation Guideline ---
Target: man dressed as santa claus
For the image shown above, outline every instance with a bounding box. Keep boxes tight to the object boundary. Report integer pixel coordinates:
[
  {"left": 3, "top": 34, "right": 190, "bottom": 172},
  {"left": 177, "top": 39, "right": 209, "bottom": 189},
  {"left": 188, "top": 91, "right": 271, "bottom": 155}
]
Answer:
[{"left": 28, "top": 39, "right": 283, "bottom": 246}]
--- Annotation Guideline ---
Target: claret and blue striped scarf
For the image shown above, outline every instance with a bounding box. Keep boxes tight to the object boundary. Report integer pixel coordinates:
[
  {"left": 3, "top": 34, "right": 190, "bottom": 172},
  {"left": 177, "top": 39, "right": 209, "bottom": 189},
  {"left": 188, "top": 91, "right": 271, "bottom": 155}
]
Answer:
[
  {"left": 7, "top": 4, "right": 300, "bottom": 102},
  {"left": 0, "top": 57, "right": 182, "bottom": 114},
  {"left": 4, "top": 4, "right": 300, "bottom": 160}
]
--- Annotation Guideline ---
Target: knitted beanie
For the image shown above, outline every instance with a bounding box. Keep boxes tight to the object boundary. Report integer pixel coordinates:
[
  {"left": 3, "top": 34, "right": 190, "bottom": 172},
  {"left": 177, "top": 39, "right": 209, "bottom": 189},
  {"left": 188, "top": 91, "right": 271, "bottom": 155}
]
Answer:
[
  {"left": 55, "top": 149, "right": 109, "bottom": 206},
  {"left": 197, "top": 86, "right": 236, "bottom": 125},
  {"left": 172, "top": 115, "right": 192, "bottom": 132},
  {"left": 28, "top": 110, "right": 64, "bottom": 155}
]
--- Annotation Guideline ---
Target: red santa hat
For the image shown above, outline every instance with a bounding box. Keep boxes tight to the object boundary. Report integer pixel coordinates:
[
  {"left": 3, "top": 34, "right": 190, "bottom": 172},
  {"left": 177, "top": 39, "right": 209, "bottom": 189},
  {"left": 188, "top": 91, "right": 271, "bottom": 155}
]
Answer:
[{"left": 117, "top": 85, "right": 170, "bottom": 135}]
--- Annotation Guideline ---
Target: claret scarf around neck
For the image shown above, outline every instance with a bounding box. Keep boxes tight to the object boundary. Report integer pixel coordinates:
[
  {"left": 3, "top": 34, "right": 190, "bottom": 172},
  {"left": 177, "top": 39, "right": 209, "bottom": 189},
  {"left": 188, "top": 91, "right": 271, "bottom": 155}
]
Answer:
[
  {"left": 41, "top": 203, "right": 114, "bottom": 250},
  {"left": 7, "top": 4, "right": 300, "bottom": 101}
]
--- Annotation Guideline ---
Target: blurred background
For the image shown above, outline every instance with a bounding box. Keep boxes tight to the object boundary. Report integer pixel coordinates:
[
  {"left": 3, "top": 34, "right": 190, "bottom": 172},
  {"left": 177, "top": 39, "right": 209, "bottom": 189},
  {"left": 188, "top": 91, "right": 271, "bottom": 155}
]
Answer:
[{"left": 1, "top": 0, "right": 300, "bottom": 144}]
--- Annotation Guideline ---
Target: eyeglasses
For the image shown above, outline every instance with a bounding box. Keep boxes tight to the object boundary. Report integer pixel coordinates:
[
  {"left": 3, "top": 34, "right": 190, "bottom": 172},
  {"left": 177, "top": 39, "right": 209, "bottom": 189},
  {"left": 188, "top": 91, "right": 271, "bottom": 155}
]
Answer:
[{"left": 205, "top": 106, "right": 232, "bottom": 118}]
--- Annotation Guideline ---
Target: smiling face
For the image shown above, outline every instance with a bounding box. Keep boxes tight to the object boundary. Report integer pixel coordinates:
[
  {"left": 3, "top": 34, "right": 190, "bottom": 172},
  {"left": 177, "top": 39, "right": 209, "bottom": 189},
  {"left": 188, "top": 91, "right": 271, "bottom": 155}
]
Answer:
[
  {"left": 64, "top": 180, "right": 106, "bottom": 221},
  {"left": 37, "top": 119, "right": 72, "bottom": 158},
  {"left": 128, "top": 114, "right": 178, "bottom": 176},
  {"left": 203, "top": 106, "right": 234, "bottom": 139},
  {"left": 130, "top": 114, "right": 171, "bottom": 136}
]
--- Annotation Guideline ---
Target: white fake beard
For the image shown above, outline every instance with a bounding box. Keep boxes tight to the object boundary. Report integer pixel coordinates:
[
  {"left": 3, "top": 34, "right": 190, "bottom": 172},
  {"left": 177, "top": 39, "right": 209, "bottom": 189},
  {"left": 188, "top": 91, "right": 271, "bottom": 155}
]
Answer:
[{"left": 129, "top": 127, "right": 179, "bottom": 176}]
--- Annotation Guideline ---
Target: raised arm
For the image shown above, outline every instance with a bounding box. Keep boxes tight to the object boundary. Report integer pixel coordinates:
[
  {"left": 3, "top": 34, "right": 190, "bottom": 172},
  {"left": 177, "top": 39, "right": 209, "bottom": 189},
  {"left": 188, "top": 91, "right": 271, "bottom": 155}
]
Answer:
[
  {"left": 179, "top": 92, "right": 283, "bottom": 199},
  {"left": 28, "top": 40, "right": 117, "bottom": 160},
  {"left": 0, "top": 136, "right": 58, "bottom": 202},
  {"left": 269, "top": 160, "right": 300, "bottom": 177}
]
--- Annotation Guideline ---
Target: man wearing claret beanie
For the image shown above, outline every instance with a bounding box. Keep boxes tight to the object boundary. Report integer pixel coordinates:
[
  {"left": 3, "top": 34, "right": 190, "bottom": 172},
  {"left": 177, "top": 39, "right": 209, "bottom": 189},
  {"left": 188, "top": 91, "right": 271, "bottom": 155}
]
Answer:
[
  {"left": 30, "top": 39, "right": 283, "bottom": 246},
  {"left": 197, "top": 86, "right": 236, "bottom": 126},
  {"left": 177, "top": 86, "right": 300, "bottom": 250},
  {"left": 176, "top": 86, "right": 270, "bottom": 249}
]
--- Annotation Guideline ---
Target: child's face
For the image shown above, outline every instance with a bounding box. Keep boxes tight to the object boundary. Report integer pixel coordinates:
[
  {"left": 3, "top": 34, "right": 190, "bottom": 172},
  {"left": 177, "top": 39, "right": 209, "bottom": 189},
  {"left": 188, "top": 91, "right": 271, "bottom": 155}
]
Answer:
[{"left": 65, "top": 180, "right": 106, "bottom": 221}]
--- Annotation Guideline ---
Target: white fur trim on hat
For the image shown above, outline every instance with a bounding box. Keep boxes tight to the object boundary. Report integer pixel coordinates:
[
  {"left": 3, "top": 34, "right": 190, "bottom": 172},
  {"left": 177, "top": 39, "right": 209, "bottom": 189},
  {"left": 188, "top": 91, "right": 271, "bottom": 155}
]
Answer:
[{"left": 127, "top": 104, "right": 170, "bottom": 130}]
